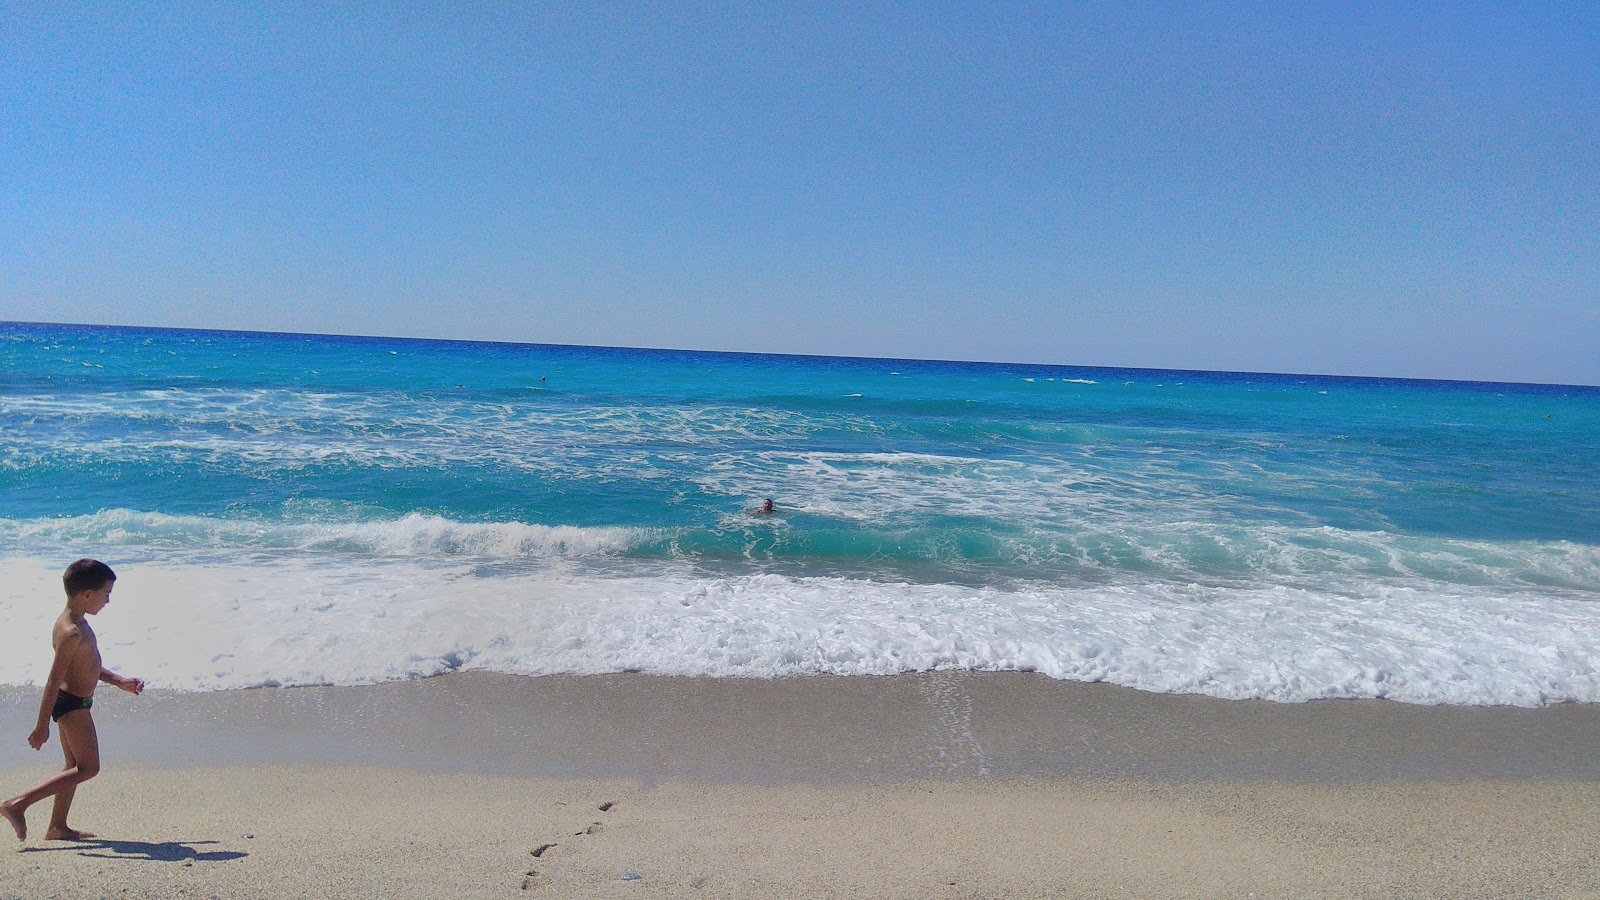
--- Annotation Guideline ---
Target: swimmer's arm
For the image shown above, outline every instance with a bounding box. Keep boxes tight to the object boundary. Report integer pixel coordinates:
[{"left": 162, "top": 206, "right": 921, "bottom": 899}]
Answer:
[
  {"left": 29, "top": 630, "right": 80, "bottom": 749},
  {"left": 99, "top": 668, "right": 144, "bottom": 695}
]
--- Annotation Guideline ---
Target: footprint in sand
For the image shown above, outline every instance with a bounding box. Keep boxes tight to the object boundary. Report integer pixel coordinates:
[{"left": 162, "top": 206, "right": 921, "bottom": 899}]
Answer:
[{"left": 523, "top": 800, "right": 617, "bottom": 886}]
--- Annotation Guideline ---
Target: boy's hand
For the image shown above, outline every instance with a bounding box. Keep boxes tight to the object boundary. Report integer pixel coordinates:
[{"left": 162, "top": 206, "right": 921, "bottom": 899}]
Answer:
[
  {"left": 27, "top": 724, "right": 48, "bottom": 750},
  {"left": 115, "top": 676, "right": 145, "bottom": 696}
]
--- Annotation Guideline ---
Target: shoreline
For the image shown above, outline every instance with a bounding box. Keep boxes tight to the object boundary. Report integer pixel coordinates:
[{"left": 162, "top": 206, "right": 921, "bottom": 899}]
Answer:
[
  {"left": 4, "top": 673, "right": 1599, "bottom": 897},
  {"left": 3, "top": 671, "right": 1598, "bottom": 782}
]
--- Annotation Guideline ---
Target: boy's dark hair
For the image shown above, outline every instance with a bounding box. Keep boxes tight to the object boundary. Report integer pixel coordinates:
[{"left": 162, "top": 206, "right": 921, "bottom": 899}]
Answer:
[{"left": 63, "top": 559, "right": 116, "bottom": 597}]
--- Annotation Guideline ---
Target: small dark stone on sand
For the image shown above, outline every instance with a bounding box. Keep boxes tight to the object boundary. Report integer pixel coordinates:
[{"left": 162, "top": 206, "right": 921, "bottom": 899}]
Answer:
[
  {"left": 599, "top": 801, "right": 615, "bottom": 812},
  {"left": 531, "top": 843, "right": 557, "bottom": 858}
]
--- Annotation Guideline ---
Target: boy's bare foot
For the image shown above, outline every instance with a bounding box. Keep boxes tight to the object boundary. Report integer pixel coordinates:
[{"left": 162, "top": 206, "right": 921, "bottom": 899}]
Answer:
[
  {"left": 45, "top": 826, "right": 96, "bottom": 841},
  {"left": 1, "top": 801, "right": 24, "bottom": 841}
]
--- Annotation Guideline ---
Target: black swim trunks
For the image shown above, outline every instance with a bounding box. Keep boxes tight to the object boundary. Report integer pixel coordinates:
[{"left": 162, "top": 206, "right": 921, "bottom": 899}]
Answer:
[{"left": 50, "top": 690, "right": 92, "bottom": 722}]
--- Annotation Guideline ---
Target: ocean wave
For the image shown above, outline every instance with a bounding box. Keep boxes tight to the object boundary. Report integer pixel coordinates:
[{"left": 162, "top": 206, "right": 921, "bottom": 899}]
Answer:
[
  {"left": 0, "top": 556, "right": 1595, "bottom": 706},
  {"left": 0, "top": 510, "right": 650, "bottom": 559},
  {"left": 2, "top": 509, "right": 1597, "bottom": 592},
  {"left": 0, "top": 388, "right": 872, "bottom": 447}
]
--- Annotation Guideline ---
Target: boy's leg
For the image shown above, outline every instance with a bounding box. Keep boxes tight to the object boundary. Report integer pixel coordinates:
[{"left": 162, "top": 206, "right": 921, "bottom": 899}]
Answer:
[
  {"left": 1, "top": 711, "right": 100, "bottom": 842},
  {"left": 46, "top": 710, "right": 99, "bottom": 840}
]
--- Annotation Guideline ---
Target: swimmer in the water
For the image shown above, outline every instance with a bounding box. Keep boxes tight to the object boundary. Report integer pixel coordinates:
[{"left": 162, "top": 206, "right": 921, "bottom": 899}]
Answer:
[{"left": 753, "top": 498, "right": 776, "bottom": 516}]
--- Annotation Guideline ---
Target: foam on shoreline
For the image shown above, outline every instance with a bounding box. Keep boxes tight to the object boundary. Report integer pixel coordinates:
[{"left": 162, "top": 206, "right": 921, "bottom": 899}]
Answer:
[{"left": 4, "top": 555, "right": 1598, "bottom": 706}]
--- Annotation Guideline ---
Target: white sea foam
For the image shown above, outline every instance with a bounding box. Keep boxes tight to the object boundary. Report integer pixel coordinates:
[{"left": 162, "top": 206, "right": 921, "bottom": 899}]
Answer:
[
  {"left": 4, "top": 510, "right": 1597, "bottom": 593},
  {"left": 693, "top": 450, "right": 1099, "bottom": 524},
  {"left": 0, "top": 388, "right": 862, "bottom": 445},
  {"left": 3, "top": 388, "right": 886, "bottom": 477},
  {"left": 0, "top": 511, "right": 649, "bottom": 559},
  {"left": 1, "top": 553, "right": 1596, "bottom": 705},
  {"left": 688, "top": 447, "right": 1360, "bottom": 534}
]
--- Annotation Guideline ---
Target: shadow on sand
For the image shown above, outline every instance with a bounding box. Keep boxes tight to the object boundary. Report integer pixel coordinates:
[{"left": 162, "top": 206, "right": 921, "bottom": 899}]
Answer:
[{"left": 24, "top": 838, "right": 247, "bottom": 862}]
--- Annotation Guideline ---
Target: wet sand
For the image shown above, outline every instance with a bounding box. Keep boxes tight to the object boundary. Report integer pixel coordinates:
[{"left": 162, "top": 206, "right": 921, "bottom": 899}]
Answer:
[
  {"left": 2, "top": 673, "right": 1598, "bottom": 897},
  {"left": 4, "top": 671, "right": 1597, "bottom": 782}
]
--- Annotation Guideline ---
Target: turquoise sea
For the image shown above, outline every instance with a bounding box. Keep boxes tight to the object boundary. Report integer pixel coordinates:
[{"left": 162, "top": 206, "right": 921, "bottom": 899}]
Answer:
[{"left": 2, "top": 322, "right": 1597, "bottom": 704}]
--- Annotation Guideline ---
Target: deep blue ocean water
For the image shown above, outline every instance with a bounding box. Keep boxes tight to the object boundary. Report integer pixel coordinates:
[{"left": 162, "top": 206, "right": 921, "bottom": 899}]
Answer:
[{"left": 3, "top": 322, "right": 1597, "bottom": 704}]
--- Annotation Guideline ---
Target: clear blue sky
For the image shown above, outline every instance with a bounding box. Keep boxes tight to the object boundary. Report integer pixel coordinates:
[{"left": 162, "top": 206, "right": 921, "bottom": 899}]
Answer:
[{"left": 4, "top": 2, "right": 1597, "bottom": 383}]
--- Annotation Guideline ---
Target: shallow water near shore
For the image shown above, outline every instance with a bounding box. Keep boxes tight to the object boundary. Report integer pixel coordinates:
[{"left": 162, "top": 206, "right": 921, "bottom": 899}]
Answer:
[{"left": 3, "top": 322, "right": 1599, "bottom": 704}]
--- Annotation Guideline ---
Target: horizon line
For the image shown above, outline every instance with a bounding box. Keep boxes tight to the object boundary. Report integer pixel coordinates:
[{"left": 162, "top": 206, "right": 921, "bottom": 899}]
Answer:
[{"left": 5, "top": 318, "right": 1596, "bottom": 390}]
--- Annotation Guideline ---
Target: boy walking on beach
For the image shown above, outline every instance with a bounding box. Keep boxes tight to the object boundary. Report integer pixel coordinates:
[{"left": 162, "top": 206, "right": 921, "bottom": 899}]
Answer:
[{"left": 2, "top": 559, "right": 144, "bottom": 842}]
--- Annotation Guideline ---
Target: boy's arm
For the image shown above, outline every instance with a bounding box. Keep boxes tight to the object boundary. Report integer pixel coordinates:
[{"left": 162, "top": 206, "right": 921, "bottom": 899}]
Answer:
[
  {"left": 99, "top": 668, "right": 145, "bottom": 695},
  {"left": 28, "top": 631, "right": 80, "bottom": 750}
]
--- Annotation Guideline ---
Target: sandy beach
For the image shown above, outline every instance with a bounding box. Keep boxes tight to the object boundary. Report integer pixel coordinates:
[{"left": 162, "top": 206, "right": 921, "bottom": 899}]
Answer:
[{"left": 3, "top": 673, "right": 1599, "bottom": 898}]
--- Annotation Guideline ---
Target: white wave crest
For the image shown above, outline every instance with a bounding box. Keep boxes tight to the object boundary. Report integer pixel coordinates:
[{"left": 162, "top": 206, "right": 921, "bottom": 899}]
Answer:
[
  {"left": 0, "top": 510, "right": 649, "bottom": 559},
  {"left": 1, "top": 555, "right": 1596, "bottom": 706}
]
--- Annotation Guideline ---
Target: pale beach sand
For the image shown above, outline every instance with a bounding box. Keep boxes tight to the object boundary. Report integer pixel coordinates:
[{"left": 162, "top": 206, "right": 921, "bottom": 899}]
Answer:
[
  {"left": 3, "top": 673, "right": 1599, "bottom": 898},
  {"left": 3, "top": 768, "right": 1598, "bottom": 899}
]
